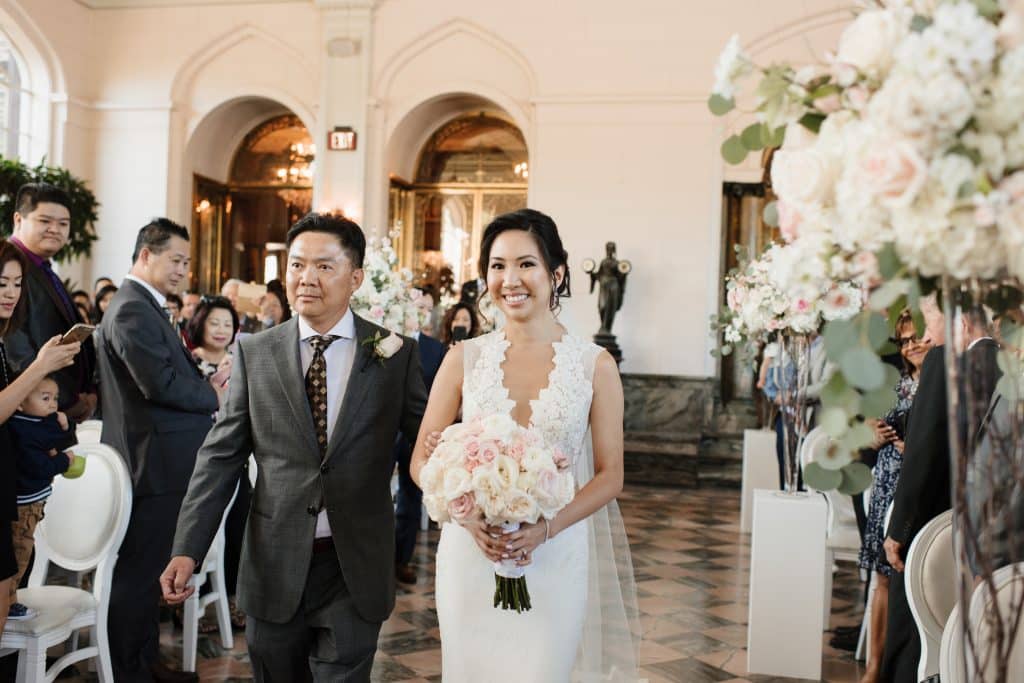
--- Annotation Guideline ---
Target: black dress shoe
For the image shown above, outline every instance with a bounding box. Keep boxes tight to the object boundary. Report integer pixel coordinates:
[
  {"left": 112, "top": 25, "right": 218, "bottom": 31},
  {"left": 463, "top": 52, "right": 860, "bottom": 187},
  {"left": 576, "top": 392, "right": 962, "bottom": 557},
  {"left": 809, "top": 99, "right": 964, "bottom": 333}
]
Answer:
[
  {"left": 396, "top": 563, "right": 417, "bottom": 585},
  {"left": 150, "top": 660, "right": 199, "bottom": 683}
]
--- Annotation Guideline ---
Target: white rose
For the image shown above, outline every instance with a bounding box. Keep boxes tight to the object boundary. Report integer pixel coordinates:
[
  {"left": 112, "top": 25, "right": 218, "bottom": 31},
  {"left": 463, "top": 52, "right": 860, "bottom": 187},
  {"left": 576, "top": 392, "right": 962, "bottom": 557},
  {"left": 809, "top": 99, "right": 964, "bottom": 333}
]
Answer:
[
  {"left": 930, "top": 154, "right": 977, "bottom": 200},
  {"left": 502, "top": 489, "right": 539, "bottom": 524},
  {"left": 520, "top": 446, "right": 550, "bottom": 473},
  {"left": 419, "top": 458, "right": 445, "bottom": 496},
  {"left": 856, "top": 137, "right": 928, "bottom": 208},
  {"left": 962, "top": 130, "right": 1007, "bottom": 180},
  {"left": 771, "top": 147, "right": 837, "bottom": 208},
  {"left": 423, "top": 494, "right": 450, "bottom": 523},
  {"left": 377, "top": 332, "right": 403, "bottom": 358},
  {"left": 480, "top": 413, "right": 518, "bottom": 443},
  {"left": 836, "top": 9, "right": 904, "bottom": 77},
  {"left": 471, "top": 466, "right": 507, "bottom": 520},
  {"left": 782, "top": 121, "right": 818, "bottom": 151},
  {"left": 493, "top": 454, "right": 520, "bottom": 490},
  {"left": 442, "top": 467, "right": 473, "bottom": 501}
]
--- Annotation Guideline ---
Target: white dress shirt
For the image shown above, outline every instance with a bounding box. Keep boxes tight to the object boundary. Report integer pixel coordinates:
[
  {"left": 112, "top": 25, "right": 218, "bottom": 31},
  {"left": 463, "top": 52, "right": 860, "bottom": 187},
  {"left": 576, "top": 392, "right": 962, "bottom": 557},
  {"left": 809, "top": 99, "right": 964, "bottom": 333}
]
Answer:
[
  {"left": 297, "top": 308, "right": 357, "bottom": 538},
  {"left": 124, "top": 274, "right": 167, "bottom": 308}
]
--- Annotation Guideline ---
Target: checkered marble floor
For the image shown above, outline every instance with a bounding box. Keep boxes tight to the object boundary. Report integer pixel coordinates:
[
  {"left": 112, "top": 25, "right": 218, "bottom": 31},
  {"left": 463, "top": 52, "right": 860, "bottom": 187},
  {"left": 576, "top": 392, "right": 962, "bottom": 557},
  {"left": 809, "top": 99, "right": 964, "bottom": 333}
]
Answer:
[{"left": 72, "top": 486, "right": 868, "bottom": 682}]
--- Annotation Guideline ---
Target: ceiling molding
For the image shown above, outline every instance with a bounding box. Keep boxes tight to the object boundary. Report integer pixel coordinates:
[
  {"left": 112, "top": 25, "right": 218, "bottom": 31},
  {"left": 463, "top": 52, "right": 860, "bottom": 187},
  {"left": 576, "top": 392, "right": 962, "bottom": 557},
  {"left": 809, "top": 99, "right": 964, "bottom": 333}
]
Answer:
[{"left": 74, "top": 0, "right": 308, "bottom": 9}]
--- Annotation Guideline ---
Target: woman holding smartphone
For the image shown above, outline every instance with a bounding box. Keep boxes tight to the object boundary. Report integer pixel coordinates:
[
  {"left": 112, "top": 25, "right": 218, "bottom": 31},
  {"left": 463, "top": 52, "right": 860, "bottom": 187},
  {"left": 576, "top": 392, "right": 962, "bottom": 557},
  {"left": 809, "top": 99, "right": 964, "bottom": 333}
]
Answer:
[
  {"left": 0, "top": 241, "right": 81, "bottom": 630},
  {"left": 857, "top": 310, "right": 933, "bottom": 683},
  {"left": 439, "top": 301, "right": 481, "bottom": 348}
]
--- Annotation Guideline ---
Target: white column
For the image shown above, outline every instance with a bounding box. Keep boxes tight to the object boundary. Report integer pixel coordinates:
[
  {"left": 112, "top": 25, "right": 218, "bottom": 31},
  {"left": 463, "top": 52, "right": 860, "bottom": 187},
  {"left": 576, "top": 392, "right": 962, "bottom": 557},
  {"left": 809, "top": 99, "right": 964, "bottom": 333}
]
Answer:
[
  {"left": 747, "top": 489, "right": 827, "bottom": 680},
  {"left": 314, "top": 0, "right": 376, "bottom": 225}
]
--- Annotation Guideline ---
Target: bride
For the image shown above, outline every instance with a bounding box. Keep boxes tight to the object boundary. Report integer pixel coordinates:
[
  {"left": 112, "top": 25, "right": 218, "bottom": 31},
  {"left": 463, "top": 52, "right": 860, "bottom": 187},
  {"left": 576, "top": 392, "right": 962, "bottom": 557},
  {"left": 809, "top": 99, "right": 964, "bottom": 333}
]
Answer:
[{"left": 411, "top": 209, "right": 639, "bottom": 682}]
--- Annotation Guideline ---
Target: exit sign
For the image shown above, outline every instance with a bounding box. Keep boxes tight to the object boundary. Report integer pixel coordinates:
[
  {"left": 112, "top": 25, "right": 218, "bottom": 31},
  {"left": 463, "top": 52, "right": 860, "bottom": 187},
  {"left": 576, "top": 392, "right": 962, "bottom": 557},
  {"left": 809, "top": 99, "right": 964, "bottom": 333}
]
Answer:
[{"left": 327, "top": 128, "right": 357, "bottom": 151}]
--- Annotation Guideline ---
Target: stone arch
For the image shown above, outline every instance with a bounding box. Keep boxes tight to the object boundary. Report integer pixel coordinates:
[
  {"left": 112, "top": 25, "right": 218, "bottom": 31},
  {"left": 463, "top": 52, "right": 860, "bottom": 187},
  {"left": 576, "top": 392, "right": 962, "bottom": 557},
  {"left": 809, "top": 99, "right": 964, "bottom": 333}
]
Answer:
[{"left": 746, "top": 5, "right": 854, "bottom": 58}]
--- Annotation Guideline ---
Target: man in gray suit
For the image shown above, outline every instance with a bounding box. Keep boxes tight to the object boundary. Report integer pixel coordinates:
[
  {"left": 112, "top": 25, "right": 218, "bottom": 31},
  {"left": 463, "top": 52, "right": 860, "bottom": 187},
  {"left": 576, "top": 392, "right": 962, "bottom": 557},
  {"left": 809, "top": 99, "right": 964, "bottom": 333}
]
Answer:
[
  {"left": 97, "top": 218, "right": 221, "bottom": 682},
  {"left": 162, "top": 213, "right": 427, "bottom": 682}
]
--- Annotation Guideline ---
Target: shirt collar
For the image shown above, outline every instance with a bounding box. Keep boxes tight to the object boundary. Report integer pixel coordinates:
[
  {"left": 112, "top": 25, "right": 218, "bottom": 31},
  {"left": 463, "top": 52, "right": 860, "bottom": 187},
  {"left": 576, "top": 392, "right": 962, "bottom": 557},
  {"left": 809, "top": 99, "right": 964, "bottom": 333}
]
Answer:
[
  {"left": 10, "top": 236, "right": 47, "bottom": 268},
  {"left": 968, "top": 336, "right": 995, "bottom": 350},
  {"left": 124, "top": 274, "right": 167, "bottom": 308},
  {"left": 298, "top": 308, "right": 355, "bottom": 342}
]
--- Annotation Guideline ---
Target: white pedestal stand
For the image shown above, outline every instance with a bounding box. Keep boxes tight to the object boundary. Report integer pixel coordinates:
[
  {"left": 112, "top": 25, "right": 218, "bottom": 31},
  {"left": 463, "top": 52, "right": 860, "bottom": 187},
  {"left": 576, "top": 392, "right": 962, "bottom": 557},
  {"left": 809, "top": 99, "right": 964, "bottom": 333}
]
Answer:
[
  {"left": 740, "top": 429, "right": 779, "bottom": 533},
  {"left": 747, "top": 490, "right": 828, "bottom": 680}
]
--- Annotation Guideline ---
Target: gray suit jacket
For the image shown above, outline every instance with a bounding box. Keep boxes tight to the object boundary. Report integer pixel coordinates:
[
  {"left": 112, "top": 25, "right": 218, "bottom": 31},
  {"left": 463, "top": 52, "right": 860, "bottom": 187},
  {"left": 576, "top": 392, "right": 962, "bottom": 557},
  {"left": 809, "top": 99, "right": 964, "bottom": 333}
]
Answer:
[
  {"left": 172, "top": 314, "right": 427, "bottom": 624},
  {"left": 96, "top": 278, "right": 218, "bottom": 496}
]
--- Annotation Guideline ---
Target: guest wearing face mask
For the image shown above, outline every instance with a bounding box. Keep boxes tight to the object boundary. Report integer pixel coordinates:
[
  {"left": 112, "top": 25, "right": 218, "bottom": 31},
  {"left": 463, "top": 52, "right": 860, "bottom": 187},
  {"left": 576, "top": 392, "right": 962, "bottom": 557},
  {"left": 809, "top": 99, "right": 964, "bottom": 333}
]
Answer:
[{"left": 439, "top": 301, "right": 481, "bottom": 348}]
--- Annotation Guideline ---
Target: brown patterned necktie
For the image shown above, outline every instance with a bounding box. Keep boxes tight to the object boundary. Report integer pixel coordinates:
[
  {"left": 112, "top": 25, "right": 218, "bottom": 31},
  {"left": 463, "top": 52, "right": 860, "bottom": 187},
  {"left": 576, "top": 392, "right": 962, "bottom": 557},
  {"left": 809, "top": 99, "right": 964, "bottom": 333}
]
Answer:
[{"left": 305, "top": 334, "right": 339, "bottom": 459}]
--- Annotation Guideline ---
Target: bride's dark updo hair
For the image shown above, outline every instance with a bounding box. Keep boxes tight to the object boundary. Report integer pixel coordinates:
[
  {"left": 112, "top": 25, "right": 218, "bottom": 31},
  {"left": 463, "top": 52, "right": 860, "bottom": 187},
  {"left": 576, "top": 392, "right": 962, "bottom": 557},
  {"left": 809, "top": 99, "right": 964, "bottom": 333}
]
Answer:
[{"left": 478, "top": 208, "right": 571, "bottom": 311}]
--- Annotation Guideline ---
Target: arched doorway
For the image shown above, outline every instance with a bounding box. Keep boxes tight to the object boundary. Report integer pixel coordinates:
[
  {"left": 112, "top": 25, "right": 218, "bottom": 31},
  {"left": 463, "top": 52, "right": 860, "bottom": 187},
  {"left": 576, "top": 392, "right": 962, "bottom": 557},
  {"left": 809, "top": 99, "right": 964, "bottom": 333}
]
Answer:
[
  {"left": 191, "top": 113, "right": 314, "bottom": 293},
  {"left": 389, "top": 112, "right": 528, "bottom": 297}
]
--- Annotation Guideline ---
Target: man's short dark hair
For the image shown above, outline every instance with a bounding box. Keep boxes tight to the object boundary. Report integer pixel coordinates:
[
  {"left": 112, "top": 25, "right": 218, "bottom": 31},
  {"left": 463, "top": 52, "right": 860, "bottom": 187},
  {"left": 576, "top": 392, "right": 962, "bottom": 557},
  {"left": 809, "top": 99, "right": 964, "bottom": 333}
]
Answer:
[
  {"left": 15, "top": 183, "right": 72, "bottom": 217},
  {"left": 132, "top": 218, "right": 190, "bottom": 264},
  {"left": 165, "top": 293, "right": 183, "bottom": 307},
  {"left": 286, "top": 212, "right": 365, "bottom": 268}
]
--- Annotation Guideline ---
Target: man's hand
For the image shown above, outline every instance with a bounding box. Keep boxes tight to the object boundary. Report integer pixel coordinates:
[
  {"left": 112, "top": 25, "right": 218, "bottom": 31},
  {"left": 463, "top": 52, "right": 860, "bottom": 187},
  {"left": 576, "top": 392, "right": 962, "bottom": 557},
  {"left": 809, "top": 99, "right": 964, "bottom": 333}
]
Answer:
[
  {"left": 66, "top": 393, "right": 97, "bottom": 422},
  {"left": 56, "top": 411, "right": 69, "bottom": 431},
  {"left": 160, "top": 556, "right": 198, "bottom": 604},
  {"left": 884, "top": 537, "right": 904, "bottom": 572}
]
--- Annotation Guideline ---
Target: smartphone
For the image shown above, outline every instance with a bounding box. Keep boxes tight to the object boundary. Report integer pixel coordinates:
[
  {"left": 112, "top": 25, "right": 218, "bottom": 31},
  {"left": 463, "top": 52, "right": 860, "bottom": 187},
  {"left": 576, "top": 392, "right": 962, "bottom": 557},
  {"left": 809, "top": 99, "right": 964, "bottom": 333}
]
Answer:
[
  {"left": 452, "top": 325, "right": 469, "bottom": 342},
  {"left": 60, "top": 323, "right": 95, "bottom": 345}
]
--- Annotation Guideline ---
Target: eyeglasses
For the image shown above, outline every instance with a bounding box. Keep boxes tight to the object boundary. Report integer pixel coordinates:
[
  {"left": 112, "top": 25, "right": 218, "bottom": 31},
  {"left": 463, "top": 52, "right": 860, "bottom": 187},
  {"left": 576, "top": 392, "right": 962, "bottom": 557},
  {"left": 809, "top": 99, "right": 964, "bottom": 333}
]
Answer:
[{"left": 895, "top": 335, "right": 921, "bottom": 348}]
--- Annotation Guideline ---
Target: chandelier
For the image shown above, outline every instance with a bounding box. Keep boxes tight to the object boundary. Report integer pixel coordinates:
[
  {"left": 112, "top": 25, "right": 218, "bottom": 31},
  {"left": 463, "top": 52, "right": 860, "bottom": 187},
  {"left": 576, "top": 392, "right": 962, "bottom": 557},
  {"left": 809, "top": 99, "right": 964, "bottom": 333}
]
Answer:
[{"left": 275, "top": 142, "right": 316, "bottom": 183}]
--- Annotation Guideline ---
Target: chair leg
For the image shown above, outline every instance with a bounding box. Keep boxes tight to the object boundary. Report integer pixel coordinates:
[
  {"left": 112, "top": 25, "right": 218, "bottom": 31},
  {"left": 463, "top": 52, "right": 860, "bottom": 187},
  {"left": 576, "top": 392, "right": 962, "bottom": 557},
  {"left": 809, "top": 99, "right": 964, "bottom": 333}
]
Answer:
[
  {"left": 19, "top": 642, "right": 46, "bottom": 683},
  {"left": 857, "top": 572, "right": 877, "bottom": 662},
  {"left": 823, "top": 548, "right": 835, "bottom": 628},
  {"left": 210, "top": 563, "right": 234, "bottom": 650},
  {"left": 94, "top": 622, "right": 114, "bottom": 683},
  {"left": 183, "top": 593, "right": 198, "bottom": 672}
]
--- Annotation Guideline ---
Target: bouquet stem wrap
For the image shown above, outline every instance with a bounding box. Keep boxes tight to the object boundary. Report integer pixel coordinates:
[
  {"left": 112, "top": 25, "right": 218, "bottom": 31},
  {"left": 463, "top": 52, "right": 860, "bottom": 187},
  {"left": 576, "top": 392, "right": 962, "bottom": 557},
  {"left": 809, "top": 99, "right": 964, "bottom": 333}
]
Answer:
[{"left": 492, "top": 521, "right": 531, "bottom": 612}]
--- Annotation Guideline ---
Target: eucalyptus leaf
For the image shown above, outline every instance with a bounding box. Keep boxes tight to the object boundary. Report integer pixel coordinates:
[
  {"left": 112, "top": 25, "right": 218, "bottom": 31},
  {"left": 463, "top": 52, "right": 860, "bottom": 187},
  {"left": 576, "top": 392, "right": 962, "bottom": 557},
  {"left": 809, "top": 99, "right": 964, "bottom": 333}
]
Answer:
[
  {"left": 763, "top": 201, "right": 779, "bottom": 227},
  {"left": 816, "top": 437, "right": 853, "bottom": 471},
  {"left": 869, "top": 280, "right": 908, "bottom": 311},
  {"left": 840, "top": 347, "right": 887, "bottom": 391},
  {"left": 809, "top": 83, "right": 841, "bottom": 101},
  {"left": 839, "top": 422, "right": 876, "bottom": 453},
  {"left": 877, "top": 244, "right": 902, "bottom": 280},
  {"left": 910, "top": 14, "right": 932, "bottom": 32},
  {"left": 819, "top": 406, "right": 849, "bottom": 438},
  {"left": 708, "top": 94, "right": 735, "bottom": 116},
  {"left": 974, "top": 0, "right": 1000, "bottom": 20},
  {"left": 861, "top": 385, "right": 898, "bottom": 419},
  {"left": 878, "top": 341, "right": 898, "bottom": 357},
  {"left": 721, "top": 136, "right": 748, "bottom": 165},
  {"left": 866, "top": 313, "right": 892, "bottom": 352},
  {"left": 824, "top": 319, "right": 857, "bottom": 361},
  {"left": 741, "top": 123, "right": 766, "bottom": 151},
  {"left": 804, "top": 462, "right": 843, "bottom": 491},
  {"left": 798, "top": 112, "right": 825, "bottom": 134},
  {"left": 837, "top": 461, "right": 873, "bottom": 495},
  {"left": 768, "top": 125, "right": 785, "bottom": 148}
]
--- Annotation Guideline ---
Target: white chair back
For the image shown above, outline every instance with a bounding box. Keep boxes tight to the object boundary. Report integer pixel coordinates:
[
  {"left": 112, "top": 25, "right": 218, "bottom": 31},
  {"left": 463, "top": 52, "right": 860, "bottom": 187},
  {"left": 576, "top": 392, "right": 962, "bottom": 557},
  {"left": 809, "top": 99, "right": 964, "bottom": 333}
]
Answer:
[
  {"left": 905, "top": 510, "right": 955, "bottom": 681},
  {"left": 967, "top": 562, "right": 1024, "bottom": 682},
  {"left": 31, "top": 442, "right": 132, "bottom": 577},
  {"left": 939, "top": 603, "right": 966, "bottom": 683},
  {"left": 74, "top": 419, "right": 103, "bottom": 445}
]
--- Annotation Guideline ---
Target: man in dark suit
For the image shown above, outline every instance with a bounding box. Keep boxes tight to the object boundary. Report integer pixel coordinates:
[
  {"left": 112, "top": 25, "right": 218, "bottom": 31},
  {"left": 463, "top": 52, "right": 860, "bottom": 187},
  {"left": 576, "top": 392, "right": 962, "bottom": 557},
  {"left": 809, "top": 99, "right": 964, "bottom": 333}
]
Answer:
[
  {"left": 394, "top": 330, "right": 445, "bottom": 583},
  {"left": 162, "top": 213, "right": 427, "bottom": 681},
  {"left": 97, "top": 218, "right": 221, "bottom": 682},
  {"left": 6, "top": 183, "right": 96, "bottom": 421},
  {"left": 880, "top": 297, "right": 999, "bottom": 682}
]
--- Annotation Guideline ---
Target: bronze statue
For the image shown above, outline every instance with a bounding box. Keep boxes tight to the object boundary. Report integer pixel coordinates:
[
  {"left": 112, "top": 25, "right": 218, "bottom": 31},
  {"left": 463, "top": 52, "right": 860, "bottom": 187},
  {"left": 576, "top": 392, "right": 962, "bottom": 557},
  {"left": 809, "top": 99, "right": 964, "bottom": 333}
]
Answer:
[
  {"left": 583, "top": 242, "right": 631, "bottom": 364},
  {"left": 584, "top": 242, "right": 631, "bottom": 334}
]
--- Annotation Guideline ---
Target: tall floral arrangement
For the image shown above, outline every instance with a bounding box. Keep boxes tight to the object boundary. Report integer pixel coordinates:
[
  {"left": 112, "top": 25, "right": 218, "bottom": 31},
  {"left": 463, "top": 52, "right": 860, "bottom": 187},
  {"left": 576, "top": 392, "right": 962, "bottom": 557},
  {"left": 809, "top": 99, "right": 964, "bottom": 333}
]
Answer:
[
  {"left": 351, "top": 235, "right": 428, "bottom": 336},
  {"left": 712, "top": 2, "right": 1024, "bottom": 678}
]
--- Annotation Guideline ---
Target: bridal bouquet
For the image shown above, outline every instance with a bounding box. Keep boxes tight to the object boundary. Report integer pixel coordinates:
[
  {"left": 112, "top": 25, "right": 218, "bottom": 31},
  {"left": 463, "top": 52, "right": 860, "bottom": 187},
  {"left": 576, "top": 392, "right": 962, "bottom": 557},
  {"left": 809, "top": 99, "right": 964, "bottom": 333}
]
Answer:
[{"left": 419, "top": 413, "right": 575, "bottom": 612}]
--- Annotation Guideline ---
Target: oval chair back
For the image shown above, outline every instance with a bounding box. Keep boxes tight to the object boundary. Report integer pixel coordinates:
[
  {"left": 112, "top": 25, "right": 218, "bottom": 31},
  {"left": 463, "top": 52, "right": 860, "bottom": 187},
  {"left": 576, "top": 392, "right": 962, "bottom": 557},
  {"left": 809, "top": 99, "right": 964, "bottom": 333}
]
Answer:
[{"left": 905, "top": 509, "right": 955, "bottom": 682}]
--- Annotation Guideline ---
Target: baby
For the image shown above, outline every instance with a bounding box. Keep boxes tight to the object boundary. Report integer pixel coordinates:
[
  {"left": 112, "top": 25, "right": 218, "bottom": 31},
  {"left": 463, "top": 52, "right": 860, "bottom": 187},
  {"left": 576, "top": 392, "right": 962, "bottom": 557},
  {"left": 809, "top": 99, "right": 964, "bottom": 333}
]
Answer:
[{"left": 6, "top": 375, "right": 84, "bottom": 621}]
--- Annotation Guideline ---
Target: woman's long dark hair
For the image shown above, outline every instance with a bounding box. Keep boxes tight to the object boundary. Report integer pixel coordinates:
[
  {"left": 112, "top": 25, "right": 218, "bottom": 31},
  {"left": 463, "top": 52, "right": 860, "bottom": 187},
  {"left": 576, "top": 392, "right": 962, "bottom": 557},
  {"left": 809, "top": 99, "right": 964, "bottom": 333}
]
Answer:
[
  {"left": 440, "top": 301, "right": 481, "bottom": 346},
  {"left": 0, "top": 240, "right": 29, "bottom": 338}
]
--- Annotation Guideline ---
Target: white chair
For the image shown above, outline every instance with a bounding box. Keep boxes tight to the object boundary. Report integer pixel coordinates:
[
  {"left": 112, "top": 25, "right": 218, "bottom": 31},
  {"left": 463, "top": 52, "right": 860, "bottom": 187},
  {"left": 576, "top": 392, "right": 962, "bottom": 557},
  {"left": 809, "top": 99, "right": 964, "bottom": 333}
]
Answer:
[
  {"left": 800, "top": 427, "right": 862, "bottom": 625},
  {"left": 0, "top": 442, "right": 132, "bottom": 682},
  {"left": 74, "top": 419, "right": 102, "bottom": 445},
  {"left": 939, "top": 602, "right": 966, "bottom": 683},
  {"left": 182, "top": 483, "right": 239, "bottom": 672},
  {"left": 905, "top": 509, "right": 956, "bottom": 681},
  {"left": 965, "top": 562, "right": 1024, "bottom": 682}
]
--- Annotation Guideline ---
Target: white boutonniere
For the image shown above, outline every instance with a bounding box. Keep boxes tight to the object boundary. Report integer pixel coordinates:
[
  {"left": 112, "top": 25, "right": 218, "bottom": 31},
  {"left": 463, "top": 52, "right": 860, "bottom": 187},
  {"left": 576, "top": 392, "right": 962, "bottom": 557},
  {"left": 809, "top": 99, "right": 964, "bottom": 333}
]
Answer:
[{"left": 362, "top": 330, "right": 403, "bottom": 366}]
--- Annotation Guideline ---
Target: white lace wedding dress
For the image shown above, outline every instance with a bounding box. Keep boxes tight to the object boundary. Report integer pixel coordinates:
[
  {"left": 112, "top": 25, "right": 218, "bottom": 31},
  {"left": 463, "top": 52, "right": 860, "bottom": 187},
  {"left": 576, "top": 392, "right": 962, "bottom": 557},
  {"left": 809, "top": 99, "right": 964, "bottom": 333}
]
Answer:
[{"left": 434, "top": 330, "right": 639, "bottom": 682}]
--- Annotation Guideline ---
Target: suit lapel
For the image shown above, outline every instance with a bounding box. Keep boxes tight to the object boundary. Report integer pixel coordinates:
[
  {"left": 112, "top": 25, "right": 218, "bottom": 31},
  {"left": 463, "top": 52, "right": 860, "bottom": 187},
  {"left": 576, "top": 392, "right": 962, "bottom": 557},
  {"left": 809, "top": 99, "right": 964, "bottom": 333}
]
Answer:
[
  {"left": 122, "top": 280, "right": 199, "bottom": 373},
  {"left": 324, "top": 314, "right": 378, "bottom": 463},
  {"left": 271, "top": 318, "right": 320, "bottom": 457}
]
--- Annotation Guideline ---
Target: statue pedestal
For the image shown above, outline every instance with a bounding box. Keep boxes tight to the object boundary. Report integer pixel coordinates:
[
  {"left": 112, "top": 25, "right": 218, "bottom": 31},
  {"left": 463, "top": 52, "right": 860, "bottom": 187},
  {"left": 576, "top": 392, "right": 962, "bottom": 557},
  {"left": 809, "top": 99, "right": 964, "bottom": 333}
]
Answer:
[{"left": 593, "top": 332, "right": 622, "bottom": 365}]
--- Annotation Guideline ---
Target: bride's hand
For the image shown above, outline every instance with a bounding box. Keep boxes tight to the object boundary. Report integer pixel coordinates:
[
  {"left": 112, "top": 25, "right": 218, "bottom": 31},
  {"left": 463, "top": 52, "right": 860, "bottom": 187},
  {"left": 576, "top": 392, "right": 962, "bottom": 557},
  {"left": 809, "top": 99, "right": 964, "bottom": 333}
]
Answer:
[
  {"left": 424, "top": 431, "right": 442, "bottom": 458},
  {"left": 459, "top": 513, "right": 505, "bottom": 562},
  {"left": 490, "top": 520, "right": 548, "bottom": 567}
]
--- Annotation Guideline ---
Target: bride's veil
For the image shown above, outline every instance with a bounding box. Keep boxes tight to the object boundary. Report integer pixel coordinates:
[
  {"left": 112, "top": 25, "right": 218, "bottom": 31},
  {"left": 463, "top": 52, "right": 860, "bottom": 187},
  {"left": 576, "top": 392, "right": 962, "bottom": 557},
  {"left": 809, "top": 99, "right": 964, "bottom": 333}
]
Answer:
[{"left": 572, "top": 425, "right": 641, "bottom": 679}]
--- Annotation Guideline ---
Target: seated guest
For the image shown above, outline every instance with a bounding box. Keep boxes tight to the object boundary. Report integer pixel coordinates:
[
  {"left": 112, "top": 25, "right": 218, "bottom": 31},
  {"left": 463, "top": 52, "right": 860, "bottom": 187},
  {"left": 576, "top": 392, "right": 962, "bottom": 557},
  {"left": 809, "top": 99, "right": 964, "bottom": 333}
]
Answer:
[
  {"left": 180, "top": 291, "right": 200, "bottom": 324},
  {"left": 8, "top": 375, "right": 84, "bottom": 621},
  {"left": 71, "top": 290, "right": 92, "bottom": 323},
  {"left": 165, "top": 293, "right": 183, "bottom": 330},
  {"left": 185, "top": 296, "right": 238, "bottom": 381},
  {"left": 92, "top": 283, "right": 118, "bottom": 324},
  {"left": 857, "top": 310, "right": 931, "bottom": 683},
  {"left": 881, "top": 296, "right": 999, "bottom": 682},
  {"left": 93, "top": 276, "right": 113, "bottom": 298},
  {"left": 439, "top": 301, "right": 481, "bottom": 348},
  {"left": 258, "top": 288, "right": 290, "bottom": 329},
  {"left": 0, "top": 240, "right": 82, "bottom": 636}
]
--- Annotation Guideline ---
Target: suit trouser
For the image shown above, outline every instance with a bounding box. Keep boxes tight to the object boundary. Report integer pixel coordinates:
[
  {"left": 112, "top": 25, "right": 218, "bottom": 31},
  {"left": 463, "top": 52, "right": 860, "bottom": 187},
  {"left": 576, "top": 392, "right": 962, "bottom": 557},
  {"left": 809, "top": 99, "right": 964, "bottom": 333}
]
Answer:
[
  {"left": 246, "top": 547, "right": 383, "bottom": 683},
  {"left": 879, "top": 567, "right": 920, "bottom": 682},
  {"left": 108, "top": 493, "right": 183, "bottom": 682},
  {"left": 394, "top": 439, "right": 422, "bottom": 566}
]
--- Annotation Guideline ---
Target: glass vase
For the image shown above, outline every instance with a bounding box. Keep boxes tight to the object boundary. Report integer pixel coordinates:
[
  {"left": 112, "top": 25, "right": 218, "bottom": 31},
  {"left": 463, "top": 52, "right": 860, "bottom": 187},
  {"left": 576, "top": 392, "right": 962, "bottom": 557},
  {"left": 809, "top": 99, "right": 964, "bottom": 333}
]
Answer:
[{"left": 776, "top": 332, "right": 811, "bottom": 494}]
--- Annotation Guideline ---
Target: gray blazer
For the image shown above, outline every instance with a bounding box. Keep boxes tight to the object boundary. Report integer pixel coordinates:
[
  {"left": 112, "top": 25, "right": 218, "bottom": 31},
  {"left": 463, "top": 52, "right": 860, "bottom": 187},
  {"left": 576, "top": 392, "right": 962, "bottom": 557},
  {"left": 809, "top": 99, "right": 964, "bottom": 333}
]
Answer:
[
  {"left": 172, "top": 314, "right": 427, "bottom": 624},
  {"left": 96, "top": 278, "right": 218, "bottom": 496}
]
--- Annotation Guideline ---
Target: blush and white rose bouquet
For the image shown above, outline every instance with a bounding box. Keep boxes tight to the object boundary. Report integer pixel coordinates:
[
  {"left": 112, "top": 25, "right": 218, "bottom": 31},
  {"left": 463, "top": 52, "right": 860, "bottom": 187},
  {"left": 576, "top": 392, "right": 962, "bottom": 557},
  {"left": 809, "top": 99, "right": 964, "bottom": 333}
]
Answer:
[{"left": 419, "top": 413, "right": 574, "bottom": 612}]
